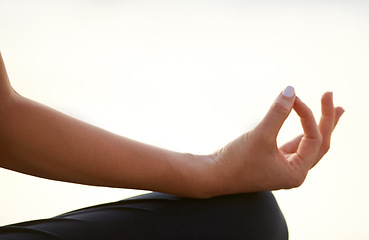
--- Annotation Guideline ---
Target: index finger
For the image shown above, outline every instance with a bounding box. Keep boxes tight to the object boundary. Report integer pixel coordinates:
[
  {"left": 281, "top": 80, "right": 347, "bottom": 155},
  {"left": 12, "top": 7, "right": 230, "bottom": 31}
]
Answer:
[{"left": 291, "top": 98, "right": 322, "bottom": 168}]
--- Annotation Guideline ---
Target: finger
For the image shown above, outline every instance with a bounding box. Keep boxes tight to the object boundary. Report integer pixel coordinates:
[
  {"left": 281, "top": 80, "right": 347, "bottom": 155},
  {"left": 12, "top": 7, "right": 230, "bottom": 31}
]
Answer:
[
  {"left": 291, "top": 97, "right": 322, "bottom": 168},
  {"left": 311, "top": 104, "right": 344, "bottom": 168},
  {"left": 257, "top": 86, "right": 296, "bottom": 140},
  {"left": 334, "top": 106, "right": 345, "bottom": 128},
  {"left": 317, "top": 94, "right": 344, "bottom": 153},
  {"left": 318, "top": 92, "right": 335, "bottom": 151},
  {"left": 294, "top": 98, "right": 321, "bottom": 140},
  {"left": 280, "top": 134, "right": 303, "bottom": 154}
]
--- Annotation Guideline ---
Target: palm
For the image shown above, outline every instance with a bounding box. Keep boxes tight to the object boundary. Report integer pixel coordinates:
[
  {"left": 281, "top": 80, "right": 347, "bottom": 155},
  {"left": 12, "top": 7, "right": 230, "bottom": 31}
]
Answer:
[{"left": 213, "top": 91, "right": 344, "bottom": 194}]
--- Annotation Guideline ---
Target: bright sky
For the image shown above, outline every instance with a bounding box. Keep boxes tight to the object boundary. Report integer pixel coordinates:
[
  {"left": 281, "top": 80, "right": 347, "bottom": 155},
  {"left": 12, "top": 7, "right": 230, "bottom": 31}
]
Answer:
[{"left": 0, "top": 0, "right": 368, "bottom": 239}]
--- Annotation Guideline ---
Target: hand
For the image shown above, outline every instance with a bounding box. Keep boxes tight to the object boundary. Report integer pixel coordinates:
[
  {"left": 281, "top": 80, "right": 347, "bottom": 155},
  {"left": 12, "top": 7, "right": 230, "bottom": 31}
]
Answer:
[{"left": 207, "top": 87, "right": 344, "bottom": 195}]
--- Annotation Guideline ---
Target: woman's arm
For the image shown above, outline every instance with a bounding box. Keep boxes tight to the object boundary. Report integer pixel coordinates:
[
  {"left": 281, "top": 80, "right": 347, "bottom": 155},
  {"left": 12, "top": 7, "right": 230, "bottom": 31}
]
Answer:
[
  {"left": 0, "top": 53, "right": 344, "bottom": 198},
  {"left": 0, "top": 53, "right": 212, "bottom": 198}
]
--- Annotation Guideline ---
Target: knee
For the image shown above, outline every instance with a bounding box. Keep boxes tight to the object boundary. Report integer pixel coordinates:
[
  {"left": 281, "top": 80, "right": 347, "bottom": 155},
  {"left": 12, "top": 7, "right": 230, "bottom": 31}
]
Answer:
[{"left": 227, "top": 191, "right": 288, "bottom": 240}]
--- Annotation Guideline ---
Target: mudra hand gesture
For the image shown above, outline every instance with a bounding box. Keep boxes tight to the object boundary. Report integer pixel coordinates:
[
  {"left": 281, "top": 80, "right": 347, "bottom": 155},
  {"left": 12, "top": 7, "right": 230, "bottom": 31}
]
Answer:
[{"left": 206, "top": 86, "right": 344, "bottom": 196}]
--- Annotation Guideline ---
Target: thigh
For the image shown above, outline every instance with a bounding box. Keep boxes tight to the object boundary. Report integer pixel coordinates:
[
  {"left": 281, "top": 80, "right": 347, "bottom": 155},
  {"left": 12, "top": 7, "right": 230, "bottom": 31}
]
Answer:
[{"left": 0, "top": 191, "right": 288, "bottom": 240}]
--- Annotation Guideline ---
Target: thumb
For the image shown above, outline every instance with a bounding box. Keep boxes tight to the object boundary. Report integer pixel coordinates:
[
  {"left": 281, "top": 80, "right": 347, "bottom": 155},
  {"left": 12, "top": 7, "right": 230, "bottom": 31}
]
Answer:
[{"left": 257, "top": 86, "right": 296, "bottom": 139}]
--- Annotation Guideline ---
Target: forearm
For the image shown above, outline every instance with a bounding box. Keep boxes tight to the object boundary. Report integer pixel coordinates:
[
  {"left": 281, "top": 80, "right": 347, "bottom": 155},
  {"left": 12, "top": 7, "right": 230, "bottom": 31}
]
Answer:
[{"left": 0, "top": 91, "right": 213, "bottom": 198}]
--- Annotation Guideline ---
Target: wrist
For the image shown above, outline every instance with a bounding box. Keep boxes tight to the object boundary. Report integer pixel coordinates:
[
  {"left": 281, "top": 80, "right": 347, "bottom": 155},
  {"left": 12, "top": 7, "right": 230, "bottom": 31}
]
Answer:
[{"left": 182, "top": 153, "right": 222, "bottom": 199}]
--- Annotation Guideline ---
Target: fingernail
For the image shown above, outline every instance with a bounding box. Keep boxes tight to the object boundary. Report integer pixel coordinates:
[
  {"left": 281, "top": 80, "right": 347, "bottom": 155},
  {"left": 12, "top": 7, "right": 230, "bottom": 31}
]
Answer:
[{"left": 282, "top": 86, "right": 295, "bottom": 98}]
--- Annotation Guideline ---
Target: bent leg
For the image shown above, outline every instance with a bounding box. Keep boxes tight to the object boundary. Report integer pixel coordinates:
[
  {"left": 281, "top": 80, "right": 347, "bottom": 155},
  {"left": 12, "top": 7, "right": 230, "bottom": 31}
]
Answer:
[{"left": 0, "top": 191, "right": 288, "bottom": 240}]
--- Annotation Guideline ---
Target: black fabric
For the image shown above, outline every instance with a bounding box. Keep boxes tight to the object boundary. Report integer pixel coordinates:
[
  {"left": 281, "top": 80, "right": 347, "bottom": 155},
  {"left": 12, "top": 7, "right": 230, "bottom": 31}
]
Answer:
[{"left": 0, "top": 191, "right": 288, "bottom": 240}]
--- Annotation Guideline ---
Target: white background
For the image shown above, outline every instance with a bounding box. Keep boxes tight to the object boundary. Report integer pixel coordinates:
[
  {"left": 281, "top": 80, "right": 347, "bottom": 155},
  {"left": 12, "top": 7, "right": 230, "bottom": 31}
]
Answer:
[{"left": 0, "top": 0, "right": 368, "bottom": 239}]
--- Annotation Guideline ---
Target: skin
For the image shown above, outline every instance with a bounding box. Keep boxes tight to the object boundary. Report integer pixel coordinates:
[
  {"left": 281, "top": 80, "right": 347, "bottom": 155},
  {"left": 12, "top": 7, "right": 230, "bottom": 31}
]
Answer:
[
  {"left": 207, "top": 91, "right": 344, "bottom": 196},
  {"left": 0, "top": 52, "right": 344, "bottom": 198}
]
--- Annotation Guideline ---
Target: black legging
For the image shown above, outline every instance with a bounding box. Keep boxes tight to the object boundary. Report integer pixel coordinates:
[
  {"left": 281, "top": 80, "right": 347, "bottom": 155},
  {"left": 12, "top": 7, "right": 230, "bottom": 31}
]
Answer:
[{"left": 0, "top": 191, "right": 288, "bottom": 240}]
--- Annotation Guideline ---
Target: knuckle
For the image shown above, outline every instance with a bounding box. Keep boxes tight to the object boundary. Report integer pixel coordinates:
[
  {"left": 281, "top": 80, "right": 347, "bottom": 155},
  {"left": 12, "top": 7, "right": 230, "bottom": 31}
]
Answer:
[
  {"left": 289, "top": 173, "right": 307, "bottom": 189},
  {"left": 321, "top": 141, "right": 331, "bottom": 153},
  {"left": 316, "top": 132, "right": 323, "bottom": 145},
  {"left": 292, "top": 177, "right": 305, "bottom": 188},
  {"left": 272, "top": 102, "right": 290, "bottom": 117},
  {"left": 251, "top": 128, "right": 273, "bottom": 146}
]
